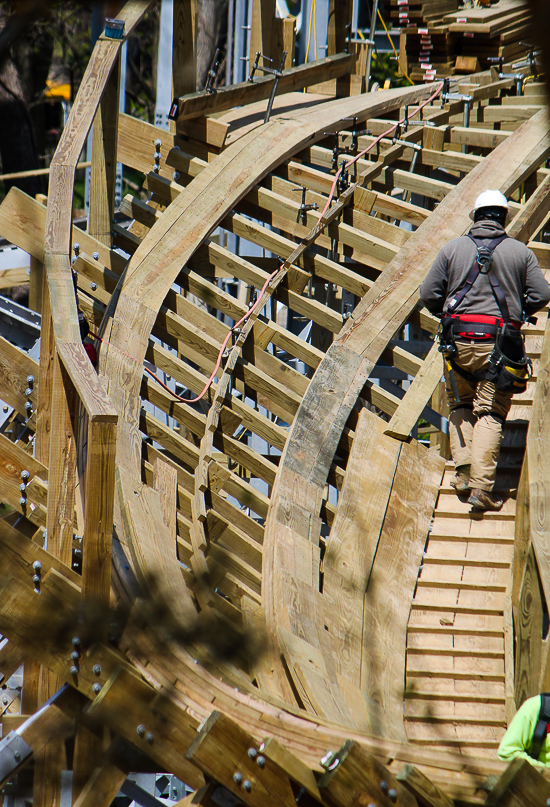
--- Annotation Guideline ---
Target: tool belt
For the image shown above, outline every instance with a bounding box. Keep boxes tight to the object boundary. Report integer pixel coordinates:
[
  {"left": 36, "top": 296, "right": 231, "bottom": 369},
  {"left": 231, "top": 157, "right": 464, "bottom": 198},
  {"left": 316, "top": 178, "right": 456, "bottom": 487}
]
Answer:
[{"left": 441, "top": 313, "right": 504, "bottom": 342}]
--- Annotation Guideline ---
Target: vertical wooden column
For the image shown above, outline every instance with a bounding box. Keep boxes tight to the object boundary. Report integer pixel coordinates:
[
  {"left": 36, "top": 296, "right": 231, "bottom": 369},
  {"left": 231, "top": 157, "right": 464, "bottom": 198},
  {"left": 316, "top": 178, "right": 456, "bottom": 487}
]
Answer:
[
  {"left": 88, "top": 54, "right": 121, "bottom": 247},
  {"left": 271, "top": 16, "right": 296, "bottom": 69},
  {"left": 29, "top": 194, "right": 48, "bottom": 313},
  {"left": 173, "top": 0, "right": 197, "bottom": 96},
  {"left": 249, "top": 0, "right": 276, "bottom": 64},
  {"left": 328, "top": 0, "right": 352, "bottom": 55}
]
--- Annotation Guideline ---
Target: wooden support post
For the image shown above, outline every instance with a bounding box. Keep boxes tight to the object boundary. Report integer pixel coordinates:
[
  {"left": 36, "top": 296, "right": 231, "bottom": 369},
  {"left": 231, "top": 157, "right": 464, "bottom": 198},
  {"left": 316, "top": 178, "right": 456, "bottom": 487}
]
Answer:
[
  {"left": 328, "top": 0, "right": 352, "bottom": 55},
  {"left": 397, "top": 765, "right": 454, "bottom": 807},
  {"left": 185, "top": 710, "right": 297, "bottom": 807},
  {"left": 173, "top": 0, "right": 197, "bottom": 96},
  {"left": 270, "top": 16, "right": 296, "bottom": 70},
  {"left": 88, "top": 54, "right": 121, "bottom": 247},
  {"left": 318, "top": 741, "right": 418, "bottom": 807},
  {"left": 29, "top": 194, "right": 47, "bottom": 313},
  {"left": 486, "top": 758, "right": 550, "bottom": 806},
  {"left": 249, "top": 0, "right": 276, "bottom": 65}
]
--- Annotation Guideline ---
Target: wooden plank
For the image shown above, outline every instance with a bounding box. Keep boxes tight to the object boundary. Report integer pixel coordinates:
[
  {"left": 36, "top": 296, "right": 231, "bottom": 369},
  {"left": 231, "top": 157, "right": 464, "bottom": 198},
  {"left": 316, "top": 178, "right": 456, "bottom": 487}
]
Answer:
[
  {"left": 397, "top": 765, "right": 454, "bottom": 807},
  {"left": 383, "top": 342, "right": 443, "bottom": 441},
  {"left": 173, "top": 0, "right": 197, "bottom": 97},
  {"left": 322, "top": 410, "right": 401, "bottom": 729},
  {"left": 173, "top": 53, "right": 355, "bottom": 120},
  {"left": 487, "top": 757, "right": 550, "bottom": 806},
  {"left": 362, "top": 440, "right": 444, "bottom": 742},
  {"left": 249, "top": 0, "right": 276, "bottom": 64}
]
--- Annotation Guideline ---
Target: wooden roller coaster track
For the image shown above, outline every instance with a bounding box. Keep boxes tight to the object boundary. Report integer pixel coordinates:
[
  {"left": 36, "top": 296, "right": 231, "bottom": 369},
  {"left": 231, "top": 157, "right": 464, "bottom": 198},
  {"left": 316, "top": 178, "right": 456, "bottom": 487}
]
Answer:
[{"left": 0, "top": 1, "right": 550, "bottom": 804}]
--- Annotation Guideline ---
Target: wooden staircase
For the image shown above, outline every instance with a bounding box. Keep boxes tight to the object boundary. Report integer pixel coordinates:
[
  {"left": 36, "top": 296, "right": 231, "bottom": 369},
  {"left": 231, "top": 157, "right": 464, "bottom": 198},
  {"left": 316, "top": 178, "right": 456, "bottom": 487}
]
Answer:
[{"left": 405, "top": 324, "right": 546, "bottom": 755}]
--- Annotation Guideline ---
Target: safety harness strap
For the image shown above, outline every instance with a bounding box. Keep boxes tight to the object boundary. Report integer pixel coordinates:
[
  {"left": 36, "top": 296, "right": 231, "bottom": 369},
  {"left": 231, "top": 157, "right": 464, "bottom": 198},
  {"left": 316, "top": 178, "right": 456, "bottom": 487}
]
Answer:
[
  {"left": 529, "top": 693, "right": 550, "bottom": 761},
  {"left": 445, "top": 234, "right": 509, "bottom": 320}
]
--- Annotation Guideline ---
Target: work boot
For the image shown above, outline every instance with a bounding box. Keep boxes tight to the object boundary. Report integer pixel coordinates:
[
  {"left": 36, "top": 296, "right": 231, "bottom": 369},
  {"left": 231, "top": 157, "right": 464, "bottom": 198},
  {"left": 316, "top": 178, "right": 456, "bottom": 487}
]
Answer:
[
  {"left": 450, "top": 464, "right": 470, "bottom": 493},
  {"left": 468, "top": 488, "right": 503, "bottom": 512}
]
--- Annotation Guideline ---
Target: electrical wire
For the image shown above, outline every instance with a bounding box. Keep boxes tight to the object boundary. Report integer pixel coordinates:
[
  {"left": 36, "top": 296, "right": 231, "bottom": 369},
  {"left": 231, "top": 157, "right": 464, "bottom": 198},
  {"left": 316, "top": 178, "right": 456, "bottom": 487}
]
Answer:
[
  {"left": 305, "top": 0, "right": 317, "bottom": 63},
  {"left": 377, "top": 8, "right": 414, "bottom": 85}
]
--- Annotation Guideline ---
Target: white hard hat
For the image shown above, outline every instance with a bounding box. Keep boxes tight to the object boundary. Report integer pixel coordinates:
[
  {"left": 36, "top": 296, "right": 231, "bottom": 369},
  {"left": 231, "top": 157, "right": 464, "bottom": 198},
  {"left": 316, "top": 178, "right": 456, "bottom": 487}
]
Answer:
[{"left": 469, "top": 189, "right": 509, "bottom": 220}]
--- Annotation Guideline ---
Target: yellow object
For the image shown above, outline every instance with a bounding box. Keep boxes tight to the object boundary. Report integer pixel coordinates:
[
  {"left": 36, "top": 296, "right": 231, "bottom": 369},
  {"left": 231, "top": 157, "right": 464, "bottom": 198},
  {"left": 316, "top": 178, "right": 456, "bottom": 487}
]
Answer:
[
  {"left": 45, "top": 80, "right": 71, "bottom": 101},
  {"left": 376, "top": 9, "right": 414, "bottom": 85}
]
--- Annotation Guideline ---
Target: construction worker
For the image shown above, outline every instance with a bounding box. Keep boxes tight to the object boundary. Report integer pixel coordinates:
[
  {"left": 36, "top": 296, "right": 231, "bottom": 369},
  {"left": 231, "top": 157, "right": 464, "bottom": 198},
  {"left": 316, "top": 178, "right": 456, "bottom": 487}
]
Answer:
[
  {"left": 498, "top": 694, "right": 550, "bottom": 767},
  {"left": 419, "top": 190, "right": 550, "bottom": 511}
]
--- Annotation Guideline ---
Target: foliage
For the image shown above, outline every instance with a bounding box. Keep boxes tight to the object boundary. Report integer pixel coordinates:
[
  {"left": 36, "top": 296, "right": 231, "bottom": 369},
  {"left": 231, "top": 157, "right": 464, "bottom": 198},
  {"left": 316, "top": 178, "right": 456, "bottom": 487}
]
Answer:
[{"left": 371, "top": 50, "right": 409, "bottom": 89}]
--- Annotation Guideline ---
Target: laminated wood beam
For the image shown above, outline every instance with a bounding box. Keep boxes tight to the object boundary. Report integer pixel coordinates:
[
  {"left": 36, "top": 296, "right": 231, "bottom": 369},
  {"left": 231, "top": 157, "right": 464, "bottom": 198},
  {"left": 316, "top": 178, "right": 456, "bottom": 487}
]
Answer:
[
  {"left": 172, "top": 54, "right": 355, "bottom": 120},
  {"left": 262, "top": 107, "right": 550, "bottom": 715}
]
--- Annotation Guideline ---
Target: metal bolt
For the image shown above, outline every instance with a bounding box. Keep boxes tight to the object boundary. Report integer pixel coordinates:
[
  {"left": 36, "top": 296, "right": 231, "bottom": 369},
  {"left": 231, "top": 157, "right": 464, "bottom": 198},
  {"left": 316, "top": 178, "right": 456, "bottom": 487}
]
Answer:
[
  {"left": 137, "top": 724, "right": 146, "bottom": 737},
  {"left": 69, "top": 665, "right": 78, "bottom": 676},
  {"left": 26, "top": 375, "right": 34, "bottom": 385},
  {"left": 25, "top": 388, "right": 32, "bottom": 397},
  {"left": 33, "top": 561, "right": 41, "bottom": 571},
  {"left": 32, "top": 575, "right": 40, "bottom": 584},
  {"left": 19, "top": 483, "right": 26, "bottom": 492},
  {"left": 3, "top": 405, "right": 8, "bottom": 412},
  {"left": 146, "top": 732, "right": 154, "bottom": 744},
  {"left": 2, "top": 696, "right": 8, "bottom": 705},
  {"left": 380, "top": 781, "right": 389, "bottom": 795},
  {"left": 13, "top": 751, "right": 20, "bottom": 761},
  {"left": 248, "top": 747, "right": 257, "bottom": 759},
  {"left": 93, "top": 664, "right": 102, "bottom": 675},
  {"left": 19, "top": 497, "right": 27, "bottom": 507},
  {"left": 90, "top": 282, "right": 97, "bottom": 291},
  {"left": 92, "top": 252, "right": 100, "bottom": 260},
  {"left": 70, "top": 650, "right": 80, "bottom": 661},
  {"left": 233, "top": 773, "right": 242, "bottom": 785},
  {"left": 21, "top": 470, "right": 29, "bottom": 481},
  {"left": 256, "top": 755, "right": 265, "bottom": 768},
  {"left": 388, "top": 789, "right": 397, "bottom": 803},
  {"left": 154, "top": 139, "right": 162, "bottom": 148},
  {"left": 72, "top": 637, "right": 81, "bottom": 647},
  {"left": 24, "top": 401, "right": 32, "bottom": 411},
  {"left": 173, "top": 172, "right": 180, "bottom": 181},
  {"left": 243, "top": 781, "right": 252, "bottom": 793},
  {"left": 153, "top": 164, "right": 160, "bottom": 173},
  {"left": 73, "top": 243, "right": 80, "bottom": 254},
  {"left": 92, "top": 683, "right": 101, "bottom": 694}
]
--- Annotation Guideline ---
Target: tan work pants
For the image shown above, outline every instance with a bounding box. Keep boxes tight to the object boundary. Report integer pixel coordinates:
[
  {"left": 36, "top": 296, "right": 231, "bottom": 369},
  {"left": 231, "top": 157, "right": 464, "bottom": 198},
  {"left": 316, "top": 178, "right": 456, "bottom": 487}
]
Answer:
[{"left": 444, "top": 340, "right": 513, "bottom": 491}]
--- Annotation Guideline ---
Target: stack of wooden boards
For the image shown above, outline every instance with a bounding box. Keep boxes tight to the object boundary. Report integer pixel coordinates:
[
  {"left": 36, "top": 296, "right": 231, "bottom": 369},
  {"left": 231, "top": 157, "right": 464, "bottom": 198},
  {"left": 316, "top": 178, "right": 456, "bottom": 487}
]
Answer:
[
  {"left": 398, "top": 0, "right": 534, "bottom": 80},
  {"left": 380, "top": 0, "right": 458, "bottom": 28}
]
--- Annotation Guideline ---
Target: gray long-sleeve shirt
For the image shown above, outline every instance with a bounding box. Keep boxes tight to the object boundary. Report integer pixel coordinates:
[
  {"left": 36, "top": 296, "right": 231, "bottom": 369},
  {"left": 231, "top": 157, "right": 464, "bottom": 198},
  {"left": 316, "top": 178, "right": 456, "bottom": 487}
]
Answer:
[{"left": 419, "top": 220, "right": 550, "bottom": 323}]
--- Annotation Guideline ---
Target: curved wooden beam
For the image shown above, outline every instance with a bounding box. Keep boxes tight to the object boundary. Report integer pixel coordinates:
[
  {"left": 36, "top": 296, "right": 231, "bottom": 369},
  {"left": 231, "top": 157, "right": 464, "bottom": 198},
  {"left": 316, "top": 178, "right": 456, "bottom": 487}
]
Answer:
[{"left": 262, "top": 108, "right": 550, "bottom": 732}]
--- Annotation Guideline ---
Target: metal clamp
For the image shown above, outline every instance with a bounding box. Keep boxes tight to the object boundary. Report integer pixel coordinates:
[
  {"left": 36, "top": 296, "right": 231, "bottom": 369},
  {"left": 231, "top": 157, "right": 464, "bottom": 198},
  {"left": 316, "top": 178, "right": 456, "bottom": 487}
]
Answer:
[
  {"left": 292, "top": 188, "right": 319, "bottom": 225},
  {"left": 205, "top": 48, "right": 222, "bottom": 94}
]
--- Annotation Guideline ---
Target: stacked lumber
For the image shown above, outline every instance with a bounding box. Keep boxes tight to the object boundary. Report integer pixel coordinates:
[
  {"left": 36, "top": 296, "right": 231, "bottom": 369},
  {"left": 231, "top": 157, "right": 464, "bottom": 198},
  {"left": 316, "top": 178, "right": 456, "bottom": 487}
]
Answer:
[
  {"left": 444, "top": 0, "right": 534, "bottom": 69},
  {"left": 399, "top": 0, "right": 534, "bottom": 79},
  {"left": 380, "top": 0, "right": 459, "bottom": 28}
]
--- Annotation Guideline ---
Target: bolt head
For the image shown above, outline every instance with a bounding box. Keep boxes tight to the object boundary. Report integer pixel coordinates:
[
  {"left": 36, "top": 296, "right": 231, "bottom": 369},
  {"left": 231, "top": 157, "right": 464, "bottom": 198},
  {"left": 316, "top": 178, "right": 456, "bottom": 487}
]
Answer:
[
  {"left": 72, "top": 637, "right": 81, "bottom": 647},
  {"left": 256, "top": 755, "right": 265, "bottom": 768},
  {"left": 26, "top": 375, "right": 34, "bottom": 385},
  {"left": 73, "top": 243, "right": 80, "bottom": 253},
  {"left": 92, "top": 683, "right": 101, "bottom": 694},
  {"left": 90, "top": 282, "right": 98, "bottom": 291},
  {"left": 3, "top": 405, "right": 8, "bottom": 412},
  {"left": 24, "top": 401, "right": 32, "bottom": 411},
  {"left": 32, "top": 561, "right": 41, "bottom": 571},
  {"left": 92, "top": 252, "right": 100, "bottom": 260},
  {"left": 13, "top": 751, "right": 20, "bottom": 761},
  {"left": 388, "top": 789, "right": 397, "bottom": 802},
  {"left": 173, "top": 172, "right": 180, "bottom": 181},
  {"left": 233, "top": 773, "right": 242, "bottom": 785},
  {"left": 380, "top": 781, "right": 389, "bottom": 794},
  {"left": 154, "top": 139, "right": 162, "bottom": 148},
  {"left": 146, "top": 732, "right": 154, "bottom": 744},
  {"left": 153, "top": 164, "right": 160, "bottom": 173},
  {"left": 19, "top": 497, "right": 27, "bottom": 507},
  {"left": 20, "top": 470, "right": 29, "bottom": 481},
  {"left": 69, "top": 665, "right": 78, "bottom": 676},
  {"left": 137, "top": 724, "right": 146, "bottom": 737},
  {"left": 19, "top": 483, "right": 26, "bottom": 492},
  {"left": 25, "top": 388, "right": 32, "bottom": 397},
  {"left": 248, "top": 747, "right": 257, "bottom": 759},
  {"left": 243, "top": 781, "right": 252, "bottom": 793},
  {"left": 2, "top": 696, "right": 8, "bottom": 705},
  {"left": 93, "top": 664, "right": 102, "bottom": 675},
  {"left": 32, "top": 574, "right": 40, "bottom": 584},
  {"left": 70, "top": 650, "right": 80, "bottom": 661}
]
